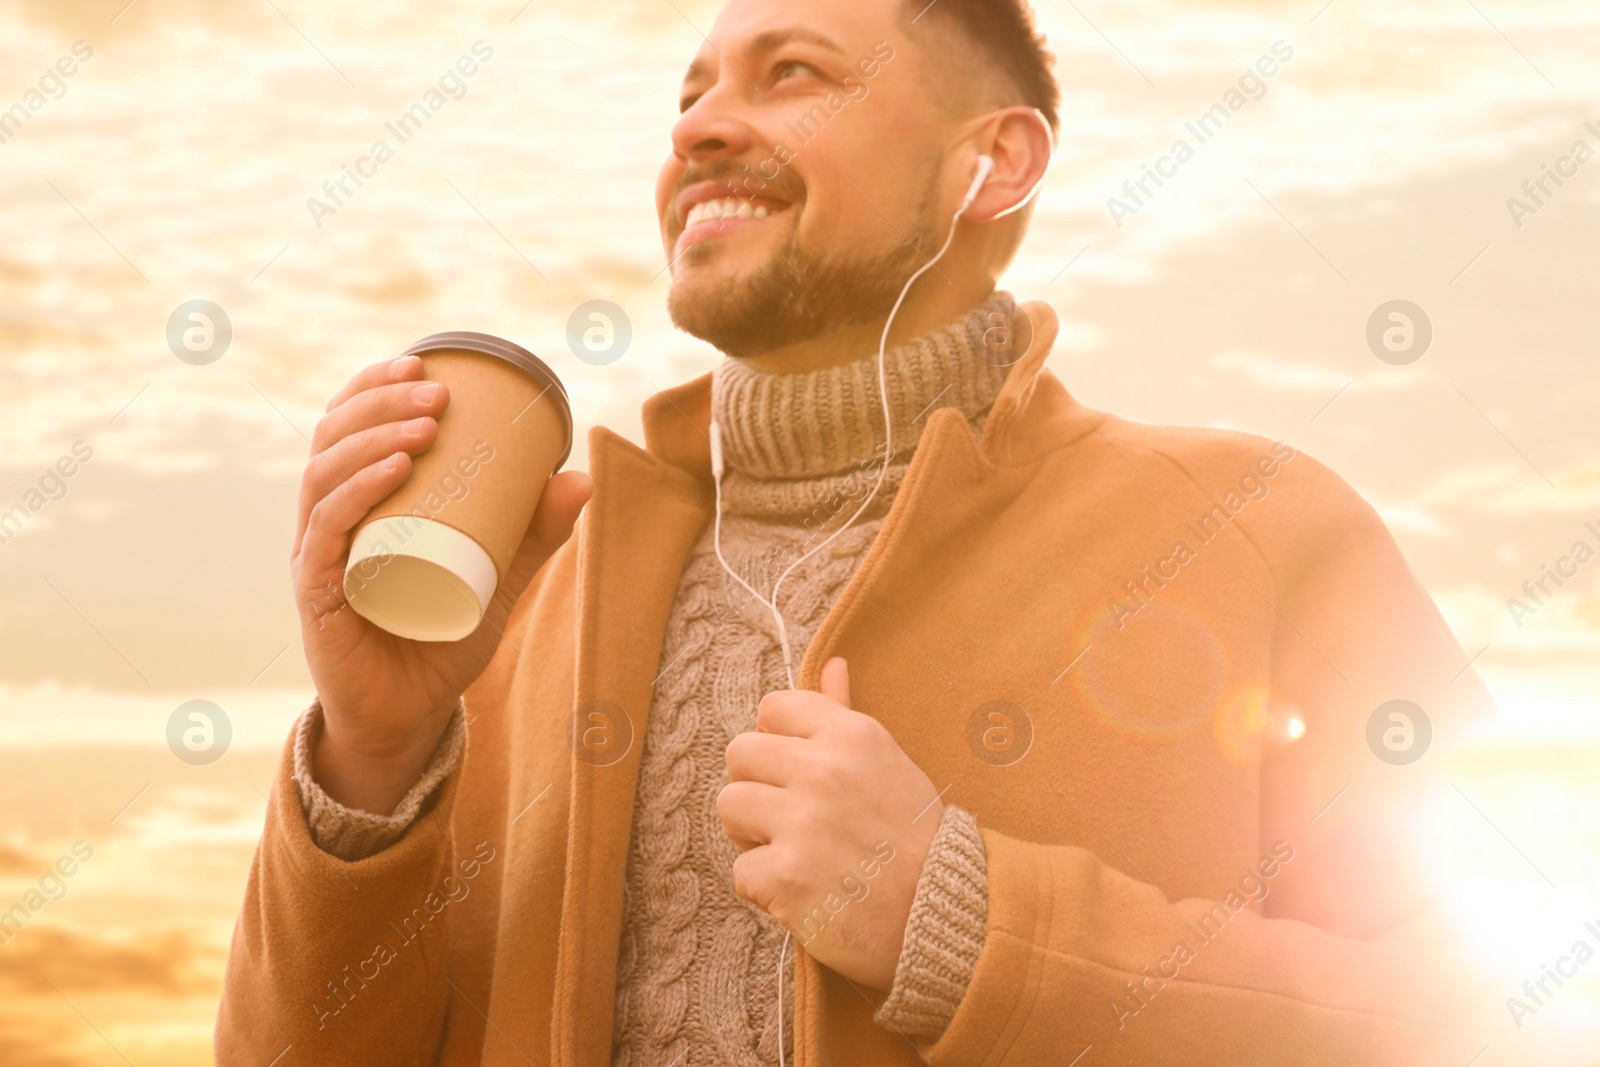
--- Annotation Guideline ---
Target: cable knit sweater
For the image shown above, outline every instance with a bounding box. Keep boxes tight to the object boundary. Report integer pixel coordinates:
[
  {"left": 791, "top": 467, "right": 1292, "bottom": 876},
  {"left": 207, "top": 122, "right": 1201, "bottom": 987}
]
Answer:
[{"left": 291, "top": 294, "right": 1019, "bottom": 1063}]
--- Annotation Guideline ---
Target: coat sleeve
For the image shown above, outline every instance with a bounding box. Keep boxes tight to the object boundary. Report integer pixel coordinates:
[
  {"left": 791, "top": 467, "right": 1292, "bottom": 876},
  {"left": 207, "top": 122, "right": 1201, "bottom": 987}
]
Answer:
[
  {"left": 298, "top": 701, "right": 466, "bottom": 860},
  {"left": 927, "top": 442, "right": 1497, "bottom": 1065},
  {"left": 214, "top": 707, "right": 466, "bottom": 1067}
]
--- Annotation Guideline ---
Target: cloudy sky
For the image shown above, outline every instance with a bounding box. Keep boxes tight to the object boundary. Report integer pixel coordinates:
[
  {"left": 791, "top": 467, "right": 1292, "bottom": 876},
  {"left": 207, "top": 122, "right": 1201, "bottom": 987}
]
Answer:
[{"left": 0, "top": 0, "right": 1596, "bottom": 1062}]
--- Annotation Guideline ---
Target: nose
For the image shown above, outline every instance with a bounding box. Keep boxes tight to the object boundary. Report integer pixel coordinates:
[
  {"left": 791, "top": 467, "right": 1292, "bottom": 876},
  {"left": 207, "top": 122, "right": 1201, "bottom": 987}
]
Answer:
[{"left": 670, "top": 73, "right": 757, "bottom": 170}]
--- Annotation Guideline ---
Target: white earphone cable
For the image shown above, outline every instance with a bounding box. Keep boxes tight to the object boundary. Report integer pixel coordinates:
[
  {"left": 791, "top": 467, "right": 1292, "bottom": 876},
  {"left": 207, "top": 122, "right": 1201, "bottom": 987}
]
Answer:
[
  {"left": 711, "top": 187, "right": 975, "bottom": 692},
  {"left": 709, "top": 158, "right": 991, "bottom": 1067},
  {"left": 776, "top": 930, "right": 792, "bottom": 1066},
  {"left": 763, "top": 201, "right": 969, "bottom": 691}
]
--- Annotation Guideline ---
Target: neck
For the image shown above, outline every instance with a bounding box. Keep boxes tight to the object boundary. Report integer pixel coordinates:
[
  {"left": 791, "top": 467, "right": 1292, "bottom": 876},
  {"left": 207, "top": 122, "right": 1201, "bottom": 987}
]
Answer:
[{"left": 739, "top": 272, "right": 997, "bottom": 375}]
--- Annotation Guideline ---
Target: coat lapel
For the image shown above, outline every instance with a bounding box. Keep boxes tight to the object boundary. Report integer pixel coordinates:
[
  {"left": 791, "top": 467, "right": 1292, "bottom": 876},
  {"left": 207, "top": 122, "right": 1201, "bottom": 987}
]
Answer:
[
  {"left": 788, "top": 302, "right": 1083, "bottom": 1064},
  {"left": 551, "top": 400, "right": 712, "bottom": 1066},
  {"left": 551, "top": 300, "right": 1078, "bottom": 1066}
]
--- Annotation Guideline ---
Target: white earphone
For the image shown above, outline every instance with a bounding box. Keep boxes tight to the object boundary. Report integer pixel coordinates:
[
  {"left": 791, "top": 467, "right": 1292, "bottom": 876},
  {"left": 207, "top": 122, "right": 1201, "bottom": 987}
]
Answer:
[
  {"left": 709, "top": 154, "right": 994, "bottom": 1067},
  {"left": 962, "top": 153, "right": 996, "bottom": 214}
]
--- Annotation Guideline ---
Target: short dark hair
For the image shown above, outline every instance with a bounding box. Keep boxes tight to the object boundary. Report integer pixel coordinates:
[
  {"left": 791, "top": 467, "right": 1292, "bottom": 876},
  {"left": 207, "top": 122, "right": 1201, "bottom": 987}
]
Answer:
[{"left": 910, "top": 0, "right": 1060, "bottom": 134}]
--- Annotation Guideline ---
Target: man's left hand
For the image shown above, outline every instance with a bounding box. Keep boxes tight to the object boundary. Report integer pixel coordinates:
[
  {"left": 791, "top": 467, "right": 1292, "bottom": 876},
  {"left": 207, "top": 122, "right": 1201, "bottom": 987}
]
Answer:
[{"left": 718, "top": 656, "right": 944, "bottom": 991}]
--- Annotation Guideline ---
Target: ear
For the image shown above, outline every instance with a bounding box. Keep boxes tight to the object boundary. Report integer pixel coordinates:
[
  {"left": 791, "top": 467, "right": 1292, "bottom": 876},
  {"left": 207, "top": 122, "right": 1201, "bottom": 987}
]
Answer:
[{"left": 963, "top": 107, "right": 1054, "bottom": 222}]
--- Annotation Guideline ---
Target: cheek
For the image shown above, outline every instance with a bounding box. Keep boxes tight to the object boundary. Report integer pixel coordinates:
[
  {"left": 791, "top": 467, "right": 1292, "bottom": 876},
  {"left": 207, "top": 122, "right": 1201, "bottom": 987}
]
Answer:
[
  {"left": 656, "top": 157, "right": 683, "bottom": 231},
  {"left": 799, "top": 143, "right": 914, "bottom": 241}
]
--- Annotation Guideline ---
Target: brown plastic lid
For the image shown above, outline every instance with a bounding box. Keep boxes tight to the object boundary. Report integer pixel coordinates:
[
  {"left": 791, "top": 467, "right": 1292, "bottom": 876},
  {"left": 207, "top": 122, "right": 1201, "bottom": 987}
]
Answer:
[{"left": 401, "top": 331, "right": 574, "bottom": 470}]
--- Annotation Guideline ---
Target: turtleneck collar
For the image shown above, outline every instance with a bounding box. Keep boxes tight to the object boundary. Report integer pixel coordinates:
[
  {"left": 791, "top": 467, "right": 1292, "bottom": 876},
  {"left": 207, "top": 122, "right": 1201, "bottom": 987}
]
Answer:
[{"left": 711, "top": 291, "right": 1018, "bottom": 487}]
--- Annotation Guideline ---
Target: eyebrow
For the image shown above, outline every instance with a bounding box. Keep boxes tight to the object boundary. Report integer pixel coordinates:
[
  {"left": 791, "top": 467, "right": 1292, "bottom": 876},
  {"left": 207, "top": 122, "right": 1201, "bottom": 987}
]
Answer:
[
  {"left": 747, "top": 27, "right": 847, "bottom": 57},
  {"left": 681, "top": 27, "right": 847, "bottom": 87}
]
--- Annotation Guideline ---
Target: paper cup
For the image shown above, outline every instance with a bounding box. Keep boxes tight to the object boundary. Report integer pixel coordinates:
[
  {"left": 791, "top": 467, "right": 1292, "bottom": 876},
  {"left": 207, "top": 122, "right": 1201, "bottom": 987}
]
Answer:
[{"left": 343, "top": 332, "right": 573, "bottom": 642}]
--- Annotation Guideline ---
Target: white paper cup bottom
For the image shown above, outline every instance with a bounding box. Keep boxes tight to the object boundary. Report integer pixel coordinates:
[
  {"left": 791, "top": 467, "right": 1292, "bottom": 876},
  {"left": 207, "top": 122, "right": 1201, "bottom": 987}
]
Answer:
[{"left": 343, "top": 517, "right": 499, "bottom": 642}]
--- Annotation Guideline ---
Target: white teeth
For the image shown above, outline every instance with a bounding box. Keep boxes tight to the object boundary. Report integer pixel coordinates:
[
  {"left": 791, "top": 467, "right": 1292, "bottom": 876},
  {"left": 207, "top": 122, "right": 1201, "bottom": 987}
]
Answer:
[{"left": 685, "top": 197, "right": 778, "bottom": 227}]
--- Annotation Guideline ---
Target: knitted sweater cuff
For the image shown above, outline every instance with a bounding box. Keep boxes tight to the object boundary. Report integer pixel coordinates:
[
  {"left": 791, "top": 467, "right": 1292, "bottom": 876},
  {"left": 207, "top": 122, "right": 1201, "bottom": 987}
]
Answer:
[
  {"left": 291, "top": 698, "right": 466, "bottom": 862},
  {"left": 874, "top": 804, "right": 989, "bottom": 1040}
]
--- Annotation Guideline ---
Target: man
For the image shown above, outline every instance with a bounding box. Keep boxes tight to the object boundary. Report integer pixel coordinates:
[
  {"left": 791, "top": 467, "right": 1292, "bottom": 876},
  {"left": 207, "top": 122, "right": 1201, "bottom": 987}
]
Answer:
[{"left": 217, "top": 0, "right": 1492, "bottom": 1063}]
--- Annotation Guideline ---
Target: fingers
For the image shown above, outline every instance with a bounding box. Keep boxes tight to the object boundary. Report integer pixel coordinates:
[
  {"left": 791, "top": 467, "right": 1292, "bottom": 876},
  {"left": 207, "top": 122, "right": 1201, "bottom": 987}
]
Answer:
[
  {"left": 313, "top": 379, "right": 450, "bottom": 455},
  {"left": 294, "top": 359, "right": 449, "bottom": 554},
  {"left": 729, "top": 845, "right": 785, "bottom": 914},
  {"left": 294, "top": 416, "right": 439, "bottom": 556},
  {"left": 717, "top": 780, "right": 785, "bottom": 850},
  {"left": 725, "top": 730, "right": 806, "bottom": 786},
  {"left": 297, "top": 451, "right": 415, "bottom": 590},
  {"left": 755, "top": 688, "right": 842, "bottom": 738},
  {"left": 324, "top": 354, "right": 424, "bottom": 413}
]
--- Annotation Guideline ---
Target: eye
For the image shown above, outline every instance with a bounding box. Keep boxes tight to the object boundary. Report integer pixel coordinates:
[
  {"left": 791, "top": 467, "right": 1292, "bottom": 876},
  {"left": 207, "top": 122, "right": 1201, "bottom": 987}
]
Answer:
[{"left": 771, "top": 60, "right": 820, "bottom": 84}]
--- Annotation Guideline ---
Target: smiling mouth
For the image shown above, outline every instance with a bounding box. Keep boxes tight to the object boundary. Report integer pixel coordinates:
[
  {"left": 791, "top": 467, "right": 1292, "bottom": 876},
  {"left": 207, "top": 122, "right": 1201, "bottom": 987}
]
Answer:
[
  {"left": 676, "top": 195, "right": 791, "bottom": 251},
  {"left": 685, "top": 195, "right": 779, "bottom": 226}
]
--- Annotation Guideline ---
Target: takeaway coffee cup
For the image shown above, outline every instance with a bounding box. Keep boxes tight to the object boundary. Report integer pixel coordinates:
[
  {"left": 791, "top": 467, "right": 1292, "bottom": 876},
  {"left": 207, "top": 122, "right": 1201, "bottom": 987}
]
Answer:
[{"left": 343, "top": 331, "right": 573, "bottom": 642}]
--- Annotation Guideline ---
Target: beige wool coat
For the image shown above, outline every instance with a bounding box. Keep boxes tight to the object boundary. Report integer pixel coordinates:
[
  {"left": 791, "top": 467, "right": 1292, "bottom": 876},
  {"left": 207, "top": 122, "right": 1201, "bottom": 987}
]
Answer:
[{"left": 217, "top": 302, "right": 1489, "bottom": 1066}]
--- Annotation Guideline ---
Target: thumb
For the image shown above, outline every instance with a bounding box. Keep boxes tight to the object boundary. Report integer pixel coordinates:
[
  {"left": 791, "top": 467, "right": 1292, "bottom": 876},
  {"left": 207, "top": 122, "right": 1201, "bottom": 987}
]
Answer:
[
  {"left": 487, "top": 469, "right": 593, "bottom": 619},
  {"left": 523, "top": 469, "right": 594, "bottom": 553},
  {"left": 818, "top": 656, "right": 851, "bottom": 708}
]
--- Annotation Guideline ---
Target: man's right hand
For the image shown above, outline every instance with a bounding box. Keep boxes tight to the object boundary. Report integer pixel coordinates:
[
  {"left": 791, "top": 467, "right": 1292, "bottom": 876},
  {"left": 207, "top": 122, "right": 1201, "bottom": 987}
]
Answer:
[{"left": 292, "top": 354, "right": 592, "bottom": 816}]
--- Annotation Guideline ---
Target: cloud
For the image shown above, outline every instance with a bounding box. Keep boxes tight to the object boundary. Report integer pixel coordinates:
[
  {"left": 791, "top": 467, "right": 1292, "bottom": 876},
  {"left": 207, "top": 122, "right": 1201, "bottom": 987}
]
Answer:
[
  {"left": 1368, "top": 497, "right": 1449, "bottom": 537},
  {"left": 0, "top": 1029, "right": 77, "bottom": 1067},
  {"left": 0, "top": 842, "right": 42, "bottom": 877},
  {"left": 1210, "top": 350, "right": 1418, "bottom": 393},
  {"left": 0, "top": 925, "right": 224, "bottom": 997}
]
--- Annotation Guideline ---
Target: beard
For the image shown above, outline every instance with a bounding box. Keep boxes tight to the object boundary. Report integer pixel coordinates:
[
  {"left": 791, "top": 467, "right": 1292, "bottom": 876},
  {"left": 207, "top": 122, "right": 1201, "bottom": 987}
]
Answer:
[{"left": 667, "top": 189, "right": 939, "bottom": 359}]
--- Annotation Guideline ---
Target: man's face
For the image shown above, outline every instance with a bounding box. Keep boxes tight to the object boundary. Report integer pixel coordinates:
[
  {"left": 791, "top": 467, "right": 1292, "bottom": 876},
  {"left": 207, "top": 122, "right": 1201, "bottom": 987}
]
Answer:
[{"left": 656, "top": 0, "right": 950, "bottom": 357}]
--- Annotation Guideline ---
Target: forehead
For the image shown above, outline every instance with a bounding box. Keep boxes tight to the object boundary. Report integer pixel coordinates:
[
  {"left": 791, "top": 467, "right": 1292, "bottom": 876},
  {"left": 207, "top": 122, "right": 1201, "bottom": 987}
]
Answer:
[{"left": 683, "top": 0, "right": 897, "bottom": 79}]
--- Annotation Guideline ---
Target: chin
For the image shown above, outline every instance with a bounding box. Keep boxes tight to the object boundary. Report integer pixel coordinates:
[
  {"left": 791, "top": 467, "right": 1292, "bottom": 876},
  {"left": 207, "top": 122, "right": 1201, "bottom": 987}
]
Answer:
[
  {"left": 666, "top": 243, "right": 801, "bottom": 358},
  {"left": 666, "top": 232, "right": 925, "bottom": 360}
]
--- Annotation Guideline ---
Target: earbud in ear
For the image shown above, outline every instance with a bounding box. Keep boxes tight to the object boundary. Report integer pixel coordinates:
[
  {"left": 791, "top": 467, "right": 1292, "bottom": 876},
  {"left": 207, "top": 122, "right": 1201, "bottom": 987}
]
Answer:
[{"left": 960, "top": 154, "right": 996, "bottom": 215}]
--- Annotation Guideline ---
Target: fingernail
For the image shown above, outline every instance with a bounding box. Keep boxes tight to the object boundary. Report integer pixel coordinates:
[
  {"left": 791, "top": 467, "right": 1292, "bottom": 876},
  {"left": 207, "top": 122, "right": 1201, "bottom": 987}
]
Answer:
[
  {"left": 413, "top": 382, "right": 441, "bottom": 403},
  {"left": 402, "top": 417, "right": 429, "bottom": 437},
  {"left": 390, "top": 355, "right": 416, "bottom": 376},
  {"left": 386, "top": 452, "right": 402, "bottom": 471}
]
